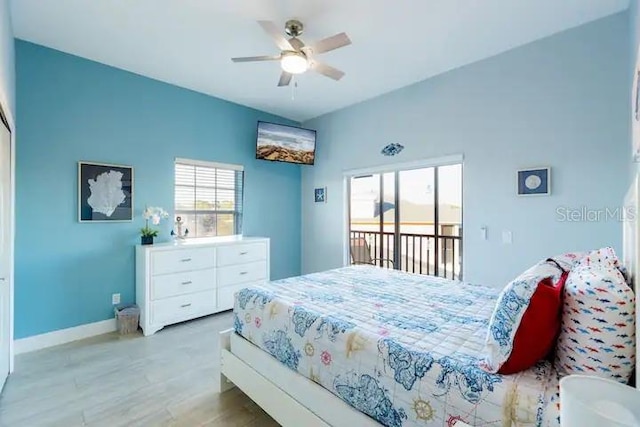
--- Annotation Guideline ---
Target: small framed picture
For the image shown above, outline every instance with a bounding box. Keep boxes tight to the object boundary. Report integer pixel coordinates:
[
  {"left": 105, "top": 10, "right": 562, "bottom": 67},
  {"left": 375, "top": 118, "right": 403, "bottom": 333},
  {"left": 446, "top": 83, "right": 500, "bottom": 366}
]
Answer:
[
  {"left": 517, "top": 167, "right": 550, "bottom": 196},
  {"left": 314, "top": 187, "right": 326, "bottom": 203},
  {"left": 78, "top": 161, "right": 134, "bottom": 222}
]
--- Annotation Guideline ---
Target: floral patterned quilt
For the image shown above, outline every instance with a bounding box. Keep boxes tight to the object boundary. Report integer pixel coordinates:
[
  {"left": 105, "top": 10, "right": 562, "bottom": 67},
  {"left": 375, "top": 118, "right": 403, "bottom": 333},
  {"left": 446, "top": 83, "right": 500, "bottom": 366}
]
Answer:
[{"left": 233, "top": 266, "right": 560, "bottom": 427}]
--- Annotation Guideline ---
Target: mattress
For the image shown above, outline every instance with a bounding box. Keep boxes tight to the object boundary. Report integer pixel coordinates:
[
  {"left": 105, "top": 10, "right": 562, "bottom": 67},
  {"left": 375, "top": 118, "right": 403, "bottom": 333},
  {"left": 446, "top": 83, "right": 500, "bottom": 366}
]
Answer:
[{"left": 233, "top": 266, "right": 560, "bottom": 427}]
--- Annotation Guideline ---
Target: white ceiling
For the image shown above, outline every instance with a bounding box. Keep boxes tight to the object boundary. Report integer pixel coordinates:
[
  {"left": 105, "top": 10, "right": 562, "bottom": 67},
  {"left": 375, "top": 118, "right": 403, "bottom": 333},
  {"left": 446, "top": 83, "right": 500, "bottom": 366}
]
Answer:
[{"left": 11, "top": 0, "right": 629, "bottom": 122}]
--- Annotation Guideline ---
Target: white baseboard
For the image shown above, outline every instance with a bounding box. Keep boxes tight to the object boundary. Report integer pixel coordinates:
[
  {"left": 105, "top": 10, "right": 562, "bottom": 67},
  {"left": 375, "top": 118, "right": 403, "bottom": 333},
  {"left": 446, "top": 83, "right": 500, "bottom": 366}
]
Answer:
[{"left": 14, "top": 319, "right": 117, "bottom": 355}]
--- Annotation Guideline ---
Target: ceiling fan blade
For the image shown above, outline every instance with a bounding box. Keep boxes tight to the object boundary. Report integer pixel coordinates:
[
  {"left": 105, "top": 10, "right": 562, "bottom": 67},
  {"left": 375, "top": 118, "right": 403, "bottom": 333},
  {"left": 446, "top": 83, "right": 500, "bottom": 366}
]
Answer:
[
  {"left": 311, "top": 61, "right": 345, "bottom": 81},
  {"left": 231, "top": 55, "right": 281, "bottom": 63},
  {"left": 289, "top": 37, "right": 305, "bottom": 51},
  {"left": 258, "top": 20, "right": 294, "bottom": 51},
  {"left": 278, "top": 72, "right": 293, "bottom": 87},
  {"left": 308, "top": 32, "right": 351, "bottom": 54}
]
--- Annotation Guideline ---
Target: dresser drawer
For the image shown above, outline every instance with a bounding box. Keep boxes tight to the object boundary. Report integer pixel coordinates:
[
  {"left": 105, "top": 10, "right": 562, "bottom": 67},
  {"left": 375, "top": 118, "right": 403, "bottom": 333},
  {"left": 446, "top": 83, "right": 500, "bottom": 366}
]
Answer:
[
  {"left": 218, "top": 281, "right": 263, "bottom": 312},
  {"left": 217, "top": 261, "right": 267, "bottom": 287},
  {"left": 151, "top": 268, "right": 215, "bottom": 300},
  {"left": 151, "top": 247, "right": 216, "bottom": 275},
  {"left": 151, "top": 290, "right": 216, "bottom": 325},
  {"left": 216, "top": 243, "right": 267, "bottom": 267}
]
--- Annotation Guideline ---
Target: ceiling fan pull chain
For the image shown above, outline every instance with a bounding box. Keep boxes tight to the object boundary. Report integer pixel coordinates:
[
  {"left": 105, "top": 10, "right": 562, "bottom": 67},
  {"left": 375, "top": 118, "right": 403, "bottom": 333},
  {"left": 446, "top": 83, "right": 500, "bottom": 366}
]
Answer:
[{"left": 291, "top": 77, "right": 297, "bottom": 101}]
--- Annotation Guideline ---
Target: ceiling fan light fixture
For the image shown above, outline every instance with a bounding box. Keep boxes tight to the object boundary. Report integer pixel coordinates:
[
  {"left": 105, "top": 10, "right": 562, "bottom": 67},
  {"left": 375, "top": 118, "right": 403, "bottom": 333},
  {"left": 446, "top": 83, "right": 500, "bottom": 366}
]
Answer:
[
  {"left": 280, "top": 52, "right": 308, "bottom": 74},
  {"left": 231, "top": 20, "right": 350, "bottom": 87}
]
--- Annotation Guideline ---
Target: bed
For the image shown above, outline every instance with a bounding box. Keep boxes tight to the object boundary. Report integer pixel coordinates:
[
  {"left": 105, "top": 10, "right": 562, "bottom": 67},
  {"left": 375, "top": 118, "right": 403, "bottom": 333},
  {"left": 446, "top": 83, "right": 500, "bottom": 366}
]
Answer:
[
  {"left": 219, "top": 266, "right": 561, "bottom": 427},
  {"left": 219, "top": 173, "right": 640, "bottom": 427}
]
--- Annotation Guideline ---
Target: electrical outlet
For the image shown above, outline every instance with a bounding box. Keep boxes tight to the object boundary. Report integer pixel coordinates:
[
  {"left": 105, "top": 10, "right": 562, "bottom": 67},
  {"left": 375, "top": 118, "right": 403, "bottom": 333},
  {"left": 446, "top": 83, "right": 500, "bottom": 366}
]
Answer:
[{"left": 112, "top": 293, "right": 121, "bottom": 305}]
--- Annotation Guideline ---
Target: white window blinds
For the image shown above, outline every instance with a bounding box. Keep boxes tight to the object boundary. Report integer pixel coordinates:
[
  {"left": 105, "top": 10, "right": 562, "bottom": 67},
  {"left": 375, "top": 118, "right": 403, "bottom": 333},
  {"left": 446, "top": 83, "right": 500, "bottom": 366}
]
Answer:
[{"left": 174, "top": 158, "right": 244, "bottom": 238}]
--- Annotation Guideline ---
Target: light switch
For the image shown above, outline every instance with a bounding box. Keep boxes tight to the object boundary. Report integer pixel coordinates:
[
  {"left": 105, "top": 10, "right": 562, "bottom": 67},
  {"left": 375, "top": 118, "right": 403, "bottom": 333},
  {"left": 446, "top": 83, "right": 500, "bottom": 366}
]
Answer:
[
  {"left": 502, "top": 230, "right": 512, "bottom": 245},
  {"left": 480, "top": 226, "right": 487, "bottom": 240}
]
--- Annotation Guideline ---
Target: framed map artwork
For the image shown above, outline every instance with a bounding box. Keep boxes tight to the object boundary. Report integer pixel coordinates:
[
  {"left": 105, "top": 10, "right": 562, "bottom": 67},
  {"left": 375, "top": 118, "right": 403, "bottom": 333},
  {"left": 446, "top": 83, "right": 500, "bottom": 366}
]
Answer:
[{"left": 78, "top": 162, "right": 134, "bottom": 222}]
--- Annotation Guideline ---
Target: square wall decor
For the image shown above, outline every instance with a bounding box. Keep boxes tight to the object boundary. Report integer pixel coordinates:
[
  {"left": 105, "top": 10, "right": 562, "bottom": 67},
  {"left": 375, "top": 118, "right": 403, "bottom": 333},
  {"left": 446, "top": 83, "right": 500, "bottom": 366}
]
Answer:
[
  {"left": 314, "top": 187, "right": 326, "bottom": 203},
  {"left": 517, "top": 167, "right": 550, "bottom": 196},
  {"left": 78, "top": 161, "right": 133, "bottom": 222}
]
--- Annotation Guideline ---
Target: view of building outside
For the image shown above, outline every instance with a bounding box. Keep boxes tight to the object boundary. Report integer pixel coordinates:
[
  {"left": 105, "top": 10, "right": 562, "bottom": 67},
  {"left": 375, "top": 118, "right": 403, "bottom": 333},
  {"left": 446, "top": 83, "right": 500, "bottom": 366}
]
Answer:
[{"left": 350, "top": 164, "right": 462, "bottom": 279}]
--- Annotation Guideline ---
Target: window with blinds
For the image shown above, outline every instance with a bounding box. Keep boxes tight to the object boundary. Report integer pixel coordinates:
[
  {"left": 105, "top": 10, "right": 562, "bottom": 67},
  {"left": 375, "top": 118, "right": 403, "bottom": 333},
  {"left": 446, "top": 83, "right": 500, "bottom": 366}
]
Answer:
[{"left": 174, "top": 159, "right": 244, "bottom": 238}]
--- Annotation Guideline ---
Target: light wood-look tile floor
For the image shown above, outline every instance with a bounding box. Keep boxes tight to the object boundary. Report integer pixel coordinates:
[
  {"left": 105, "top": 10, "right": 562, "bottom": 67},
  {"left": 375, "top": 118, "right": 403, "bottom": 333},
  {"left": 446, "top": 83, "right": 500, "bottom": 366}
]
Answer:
[{"left": 0, "top": 312, "right": 279, "bottom": 427}]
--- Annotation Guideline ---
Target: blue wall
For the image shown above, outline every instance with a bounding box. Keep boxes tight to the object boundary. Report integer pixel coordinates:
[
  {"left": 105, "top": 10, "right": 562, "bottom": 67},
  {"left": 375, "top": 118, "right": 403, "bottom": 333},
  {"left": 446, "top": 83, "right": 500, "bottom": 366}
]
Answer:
[
  {"left": 301, "top": 13, "right": 629, "bottom": 287},
  {"left": 15, "top": 40, "right": 301, "bottom": 339}
]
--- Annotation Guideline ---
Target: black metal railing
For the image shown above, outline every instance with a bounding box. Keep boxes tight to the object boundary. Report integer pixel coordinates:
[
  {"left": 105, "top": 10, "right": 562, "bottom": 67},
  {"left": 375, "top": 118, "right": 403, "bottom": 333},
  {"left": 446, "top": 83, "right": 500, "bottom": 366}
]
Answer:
[{"left": 349, "top": 230, "right": 463, "bottom": 280}]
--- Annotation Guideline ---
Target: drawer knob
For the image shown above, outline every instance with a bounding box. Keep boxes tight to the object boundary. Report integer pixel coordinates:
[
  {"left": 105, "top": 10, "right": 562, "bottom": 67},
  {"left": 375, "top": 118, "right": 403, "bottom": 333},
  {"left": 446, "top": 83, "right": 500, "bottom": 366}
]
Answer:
[
  {"left": 181, "top": 281, "right": 192, "bottom": 285},
  {"left": 239, "top": 271, "right": 248, "bottom": 275},
  {"left": 180, "top": 303, "right": 192, "bottom": 308},
  {"left": 180, "top": 258, "right": 192, "bottom": 262},
  {"left": 239, "top": 251, "right": 248, "bottom": 255}
]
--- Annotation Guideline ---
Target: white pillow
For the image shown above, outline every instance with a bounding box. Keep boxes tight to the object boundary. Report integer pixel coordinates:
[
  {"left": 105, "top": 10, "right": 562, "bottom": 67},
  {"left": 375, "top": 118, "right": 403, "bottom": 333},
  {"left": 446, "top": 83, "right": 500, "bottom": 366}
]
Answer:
[
  {"left": 555, "top": 257, "right": 635, "bottom": 383},
  {"left": 550, "top": 251, "right": 587, "bottom": 271},
  {"left": 551, "top": 247, "right": 631, "bottom": 284}
]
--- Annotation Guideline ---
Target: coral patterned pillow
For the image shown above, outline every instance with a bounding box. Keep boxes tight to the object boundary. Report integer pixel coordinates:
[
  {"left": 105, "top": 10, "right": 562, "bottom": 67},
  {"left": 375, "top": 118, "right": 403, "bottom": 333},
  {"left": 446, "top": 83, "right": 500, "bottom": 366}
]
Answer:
[
  {"left": 482, "top": 260, "right": 566, "bottom": 373},
  {"left": 555, "top": 261, "right": 635, "bottom": 383},
  {"left": 498, "top": 269, "right": 568, "bottom": 374}
]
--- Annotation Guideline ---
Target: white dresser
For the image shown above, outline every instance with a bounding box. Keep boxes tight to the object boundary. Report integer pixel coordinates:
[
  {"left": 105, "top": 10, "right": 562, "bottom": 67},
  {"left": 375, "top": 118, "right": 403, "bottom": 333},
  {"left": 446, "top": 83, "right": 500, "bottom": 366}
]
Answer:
[{"left": 135, "top": 236, "right": 270, "bottom": 336}]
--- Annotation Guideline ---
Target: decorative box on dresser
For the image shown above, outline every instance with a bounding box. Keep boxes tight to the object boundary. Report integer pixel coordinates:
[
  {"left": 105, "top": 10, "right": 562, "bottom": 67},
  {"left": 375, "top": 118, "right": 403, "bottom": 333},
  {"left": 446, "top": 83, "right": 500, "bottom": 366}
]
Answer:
[{"left": 136, "top": 236, "right": 270, "bottom": 336}]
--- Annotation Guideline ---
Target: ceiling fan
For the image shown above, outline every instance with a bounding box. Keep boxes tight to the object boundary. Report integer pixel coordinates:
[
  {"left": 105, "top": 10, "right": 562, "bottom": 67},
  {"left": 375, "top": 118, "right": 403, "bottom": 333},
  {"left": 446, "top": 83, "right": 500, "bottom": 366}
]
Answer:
[{"left": 231, "top": 20, "right": 351, "bottom": 87}]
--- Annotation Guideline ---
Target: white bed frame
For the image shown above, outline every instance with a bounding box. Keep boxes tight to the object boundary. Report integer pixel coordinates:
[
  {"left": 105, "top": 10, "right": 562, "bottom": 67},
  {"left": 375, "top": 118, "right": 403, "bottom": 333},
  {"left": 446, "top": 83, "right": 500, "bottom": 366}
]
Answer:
[
  {"left": 218, "top": 175, "right": 640, "bottom": 425},
  {"left": 218, "top": 330, "right": 382, "bottom": 427},
  {"left": 218, "top": 329, "right": 473, "bottom": 427}
]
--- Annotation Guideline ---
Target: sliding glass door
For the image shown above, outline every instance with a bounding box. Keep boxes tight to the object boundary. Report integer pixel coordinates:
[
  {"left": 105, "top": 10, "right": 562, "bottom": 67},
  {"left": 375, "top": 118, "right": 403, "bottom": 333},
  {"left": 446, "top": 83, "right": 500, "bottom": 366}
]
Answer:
[{"left": 348, "top": 163, "right": 462, "bottom": 280}]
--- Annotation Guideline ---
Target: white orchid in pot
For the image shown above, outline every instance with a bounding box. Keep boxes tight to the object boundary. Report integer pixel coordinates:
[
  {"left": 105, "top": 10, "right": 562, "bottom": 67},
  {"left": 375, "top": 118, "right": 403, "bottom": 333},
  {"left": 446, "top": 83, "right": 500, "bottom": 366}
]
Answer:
[{"left": 140, "top": 206, "right": 169, "bottom": 245}]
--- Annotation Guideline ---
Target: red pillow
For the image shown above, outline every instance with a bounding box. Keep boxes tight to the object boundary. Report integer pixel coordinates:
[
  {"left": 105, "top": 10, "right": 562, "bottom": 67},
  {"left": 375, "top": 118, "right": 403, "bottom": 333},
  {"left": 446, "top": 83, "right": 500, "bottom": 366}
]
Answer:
[{"left": 498, "top": 270, "right": 568, "bottom": 374}]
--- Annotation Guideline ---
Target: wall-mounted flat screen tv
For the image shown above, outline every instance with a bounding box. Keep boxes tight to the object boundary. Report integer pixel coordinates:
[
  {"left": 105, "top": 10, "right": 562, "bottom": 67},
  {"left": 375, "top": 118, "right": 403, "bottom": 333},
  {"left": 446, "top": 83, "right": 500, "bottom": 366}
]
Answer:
[{"left": 256, "top": 121, "right": 316, "bottom": 165}]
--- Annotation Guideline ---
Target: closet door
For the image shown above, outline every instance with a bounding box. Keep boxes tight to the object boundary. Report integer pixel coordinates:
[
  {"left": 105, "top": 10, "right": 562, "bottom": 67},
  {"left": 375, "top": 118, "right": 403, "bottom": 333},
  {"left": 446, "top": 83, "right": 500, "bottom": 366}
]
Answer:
[{"left": 0, "top": 114, "right": 11, "bottom": 389}]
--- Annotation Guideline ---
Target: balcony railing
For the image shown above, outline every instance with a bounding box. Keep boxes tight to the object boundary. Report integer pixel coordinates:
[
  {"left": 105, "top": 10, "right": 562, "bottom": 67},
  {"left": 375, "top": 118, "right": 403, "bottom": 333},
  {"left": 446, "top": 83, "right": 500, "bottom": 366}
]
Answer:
[{"left": 350, "top": 230, "right": 463, "bottom": 280}]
